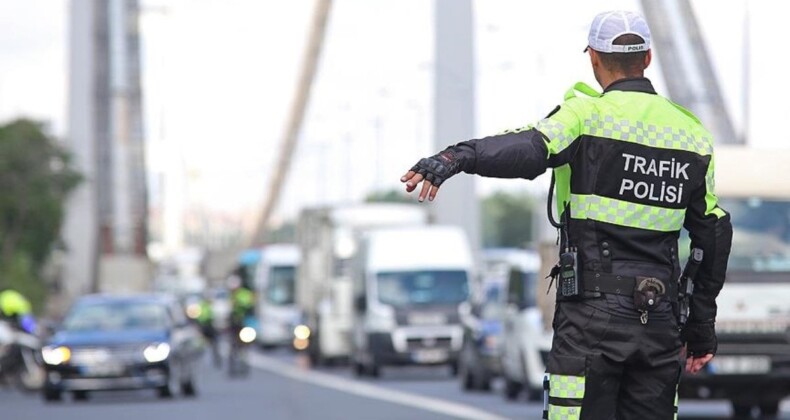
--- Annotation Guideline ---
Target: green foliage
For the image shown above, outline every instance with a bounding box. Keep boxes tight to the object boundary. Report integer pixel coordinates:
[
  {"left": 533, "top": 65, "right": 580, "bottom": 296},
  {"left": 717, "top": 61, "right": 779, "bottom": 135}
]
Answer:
[
  {"left": 0, "top": 119, "right": 82, "bottom": 312},
  {"left": 481, "top": 191, "right": 537, "bottom": 248},
  {"left": 364, "top": 189, "right": 412, "bottom": 203}
]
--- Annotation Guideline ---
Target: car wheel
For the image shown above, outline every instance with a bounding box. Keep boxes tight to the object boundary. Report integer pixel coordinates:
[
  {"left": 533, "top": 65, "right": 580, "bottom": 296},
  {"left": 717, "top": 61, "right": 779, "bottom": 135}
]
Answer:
[
  {"left": 459, "top": 359, "right": 474, "bottom": 390},
  {"left": 72, "top": 390, "right": 89, "bottom": 401},
  {"left": 503, "top": 376, "right": 523, "bottom": 401},
  {"left": 42, "top": 387, "right": 62, "bottom": 402},
  {"left": 759, "top": 401, "right": 780, "bottom": 418},
  {"left": 181, "top": 377, "right": 197, "bottom": 397},
  {"left": 158, "top": 373, "right": 178, "bottom": 398}
]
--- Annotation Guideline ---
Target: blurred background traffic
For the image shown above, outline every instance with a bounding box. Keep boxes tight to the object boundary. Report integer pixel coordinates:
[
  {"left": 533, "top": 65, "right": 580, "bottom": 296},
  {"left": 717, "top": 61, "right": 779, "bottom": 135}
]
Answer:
[{"left": 0, "top": 0, "right": 788, "bottom": 419}]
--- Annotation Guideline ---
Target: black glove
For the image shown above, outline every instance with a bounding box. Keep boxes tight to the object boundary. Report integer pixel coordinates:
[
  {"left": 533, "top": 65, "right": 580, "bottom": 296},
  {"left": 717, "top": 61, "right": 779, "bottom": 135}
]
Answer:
[
  {"left": 681, "top": 321, "right": 717, "bottom": 356},
  {"left": 409, "top": 150, "right": 461, "bottom": 187}
]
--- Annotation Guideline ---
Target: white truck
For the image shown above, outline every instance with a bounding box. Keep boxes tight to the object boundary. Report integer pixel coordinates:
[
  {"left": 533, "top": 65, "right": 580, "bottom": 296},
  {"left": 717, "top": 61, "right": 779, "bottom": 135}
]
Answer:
[
  {"left": 350, "top": 225, "right": 473, "bottom": 377},
  {"left": 677, "top": 146, "right": 790, "bottom": 417},
  {"left": 295, "top": 203, "right": 428, "bottom": 365},
  {"left": 253, "top": 243, "right": 301, "bottom": 349}
]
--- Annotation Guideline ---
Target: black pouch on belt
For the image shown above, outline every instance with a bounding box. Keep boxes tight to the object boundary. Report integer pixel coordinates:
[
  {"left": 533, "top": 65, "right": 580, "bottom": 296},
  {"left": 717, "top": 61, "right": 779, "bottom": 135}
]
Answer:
[{"left": 633, "top": 276, "right": 666, "bottom": 313}]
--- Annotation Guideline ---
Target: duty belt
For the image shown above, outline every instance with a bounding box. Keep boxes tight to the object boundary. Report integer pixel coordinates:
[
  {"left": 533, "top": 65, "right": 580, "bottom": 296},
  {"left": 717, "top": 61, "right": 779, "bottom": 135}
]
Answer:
[{"left": 582, "top": 272, "right": 670, "bottom": 298}]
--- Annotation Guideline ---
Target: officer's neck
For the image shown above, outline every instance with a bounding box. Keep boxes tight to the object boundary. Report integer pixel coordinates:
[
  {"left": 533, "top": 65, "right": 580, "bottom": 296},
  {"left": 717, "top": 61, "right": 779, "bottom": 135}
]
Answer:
[{"left": 599, "top": 71, "right": 645, "bottom": 91}]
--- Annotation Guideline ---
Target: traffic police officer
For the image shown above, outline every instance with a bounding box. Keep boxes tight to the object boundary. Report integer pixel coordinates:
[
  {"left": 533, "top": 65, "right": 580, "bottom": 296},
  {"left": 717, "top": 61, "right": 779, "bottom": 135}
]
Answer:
[
  {"left": 400, "top": 10, "right": 733, "bottom": 419},
  {"left": 0, "top": 289, "right": 34, "bottom": 332}
]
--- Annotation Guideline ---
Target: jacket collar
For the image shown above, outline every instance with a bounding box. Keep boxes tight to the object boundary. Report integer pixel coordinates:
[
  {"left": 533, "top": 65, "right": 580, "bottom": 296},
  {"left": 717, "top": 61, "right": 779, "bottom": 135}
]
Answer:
[{"left": 603, "top": 77, "right": 656, "bottom": 95}]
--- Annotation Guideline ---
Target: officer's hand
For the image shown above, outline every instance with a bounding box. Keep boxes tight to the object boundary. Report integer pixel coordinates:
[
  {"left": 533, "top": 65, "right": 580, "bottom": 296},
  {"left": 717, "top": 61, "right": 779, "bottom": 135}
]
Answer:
[
  {"left": 681, "top": 321, "right": 717, "bottom": 354},
  {"left": 400, "top": 150, "right": 460, "bottom": 202},
  {"left": 685, "top": 352, "right": 714, "bottom": 374}
]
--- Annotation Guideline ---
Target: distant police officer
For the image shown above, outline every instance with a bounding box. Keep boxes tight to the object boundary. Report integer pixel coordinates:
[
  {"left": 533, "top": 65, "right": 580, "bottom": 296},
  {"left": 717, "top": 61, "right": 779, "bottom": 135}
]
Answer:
[
  {"left": 400, "top": 10, "right": 733, "bottom": 419},
  {"left": 0, "top": 289, "right": 35, "bottom": 332}
]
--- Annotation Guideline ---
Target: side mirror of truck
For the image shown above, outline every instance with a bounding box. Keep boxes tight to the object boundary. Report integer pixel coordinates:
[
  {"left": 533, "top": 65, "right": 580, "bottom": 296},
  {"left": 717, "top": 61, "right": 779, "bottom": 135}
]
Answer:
[{"left": 354, "top": 295, "right": 367, "bottom": 313}]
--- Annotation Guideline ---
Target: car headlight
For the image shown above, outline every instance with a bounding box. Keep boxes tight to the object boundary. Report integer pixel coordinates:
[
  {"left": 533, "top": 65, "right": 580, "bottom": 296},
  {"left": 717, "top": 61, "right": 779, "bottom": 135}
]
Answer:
[
  {"left": 143, "top": 343, "right": 171, "bottom": 363},
  {"left": 239, "top": 327, "right": 257, "bottom": 343},
  {"left": 42, "top": 346, "right": 71, "bottom": 365},
  {"left": 293, "top": 324, "right": 311, "bottom": 341}
]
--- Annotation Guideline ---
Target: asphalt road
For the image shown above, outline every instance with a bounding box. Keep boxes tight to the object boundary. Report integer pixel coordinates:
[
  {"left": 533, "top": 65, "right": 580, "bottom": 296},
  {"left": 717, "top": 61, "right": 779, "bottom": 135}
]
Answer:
[{"left": 0, "top": 346, "right": 786, "bottom": 420}]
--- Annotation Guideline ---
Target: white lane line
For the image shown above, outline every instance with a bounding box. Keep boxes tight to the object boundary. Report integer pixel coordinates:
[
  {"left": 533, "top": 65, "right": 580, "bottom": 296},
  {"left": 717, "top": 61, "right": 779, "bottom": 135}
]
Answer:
[{"left": 247, "top": 353, "right": 511, "bottom": 420}]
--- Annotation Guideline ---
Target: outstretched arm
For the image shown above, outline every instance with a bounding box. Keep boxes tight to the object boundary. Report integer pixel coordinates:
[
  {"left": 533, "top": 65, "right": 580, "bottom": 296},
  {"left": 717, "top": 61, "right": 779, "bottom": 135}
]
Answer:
[
  {"left": 401, "top": 104, "right": 583, "bottom": 201},
  {"left": 400, "top": 129, "right": 548, "bottom": 201}
]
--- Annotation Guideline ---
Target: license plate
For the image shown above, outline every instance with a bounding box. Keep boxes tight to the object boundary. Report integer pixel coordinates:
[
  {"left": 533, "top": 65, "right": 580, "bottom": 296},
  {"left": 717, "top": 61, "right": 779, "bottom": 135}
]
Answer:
[
  {"left": 412, "top": 349, "right": 448, "bottom": 363},
  {"left": 83, "top": 363, "right": 124, "bottom": 376},
  {"left": 708, "top": 356, "right": 771, "bottom": 375}
]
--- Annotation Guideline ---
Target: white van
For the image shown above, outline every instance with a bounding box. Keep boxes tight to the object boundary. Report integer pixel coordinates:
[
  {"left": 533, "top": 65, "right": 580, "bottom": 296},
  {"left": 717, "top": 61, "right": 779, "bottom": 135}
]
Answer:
[
  {"left": 350, "top": 225, "right": 473, "bottom": 377},
  {"left": 484, "top": 248, "right": 550, "bottom": 401},
  {"left": 253, "top": 243, "right": 301, "bottom": 349}
]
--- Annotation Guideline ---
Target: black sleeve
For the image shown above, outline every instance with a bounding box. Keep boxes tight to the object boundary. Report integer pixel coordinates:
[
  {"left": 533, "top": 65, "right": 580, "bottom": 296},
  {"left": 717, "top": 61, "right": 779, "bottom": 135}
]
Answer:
[
  {"left": 443, "top": 128, "right": 551, "bottom": 180},
  {"left": 683, "top": 158, "right": 733, "bottom": 323}
]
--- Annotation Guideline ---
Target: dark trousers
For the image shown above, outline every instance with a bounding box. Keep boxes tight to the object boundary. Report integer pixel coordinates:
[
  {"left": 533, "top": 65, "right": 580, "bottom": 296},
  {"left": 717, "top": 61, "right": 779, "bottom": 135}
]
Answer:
[{"left": 545, "top": 298, "right": 682, "bottom": 420}]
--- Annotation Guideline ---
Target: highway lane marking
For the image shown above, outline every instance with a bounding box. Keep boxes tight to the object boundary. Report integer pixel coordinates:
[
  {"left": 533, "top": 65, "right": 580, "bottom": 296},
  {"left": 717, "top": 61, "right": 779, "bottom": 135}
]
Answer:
[{"left": 247, "top": 353, "right": 511, "bottom": 420}]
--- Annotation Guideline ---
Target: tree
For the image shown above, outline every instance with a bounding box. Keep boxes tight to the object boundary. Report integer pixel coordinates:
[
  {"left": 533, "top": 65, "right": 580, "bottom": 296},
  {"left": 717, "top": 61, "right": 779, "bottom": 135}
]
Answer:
[
  {"left": 0, "top": 119, "right": 82, "bottom": 311},
  {"left": 481, "top": 191, "right": 537, "bottom": 248}
]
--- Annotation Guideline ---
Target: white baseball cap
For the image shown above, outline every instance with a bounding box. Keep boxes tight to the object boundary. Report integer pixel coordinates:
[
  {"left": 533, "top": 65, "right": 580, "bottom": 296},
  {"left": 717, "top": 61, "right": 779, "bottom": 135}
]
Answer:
[{"left": 585, "top": 10, "right": 651, "bottom": 54}]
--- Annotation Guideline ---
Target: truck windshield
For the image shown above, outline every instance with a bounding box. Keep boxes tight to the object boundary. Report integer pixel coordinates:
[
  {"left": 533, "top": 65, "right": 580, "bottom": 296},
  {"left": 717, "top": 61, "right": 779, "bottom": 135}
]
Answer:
[
  {"left": 720, "top": 198, "right": 790, "bottom": 273},
  {"left": 377, "top": 270, "right": 469, "bottom": 307},
  {"left": 266, "top": 266, "right": 296, "bottom": 305}
]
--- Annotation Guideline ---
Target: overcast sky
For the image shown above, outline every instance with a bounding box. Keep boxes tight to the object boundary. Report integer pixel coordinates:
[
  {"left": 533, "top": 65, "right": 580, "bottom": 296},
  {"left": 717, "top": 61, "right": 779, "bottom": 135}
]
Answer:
[{"left": 1, "top": 0, "right": 787, "bottom": 227}]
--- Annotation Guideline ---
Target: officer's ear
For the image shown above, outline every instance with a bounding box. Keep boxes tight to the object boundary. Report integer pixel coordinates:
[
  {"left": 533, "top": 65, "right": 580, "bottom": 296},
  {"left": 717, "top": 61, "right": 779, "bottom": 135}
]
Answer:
[{"left": 644, "top": 49, "right": 652, "bottom": 70}]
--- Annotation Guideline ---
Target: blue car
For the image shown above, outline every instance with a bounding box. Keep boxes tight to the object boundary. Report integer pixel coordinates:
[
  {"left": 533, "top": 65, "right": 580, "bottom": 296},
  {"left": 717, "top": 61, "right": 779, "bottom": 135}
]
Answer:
[{"left": 41, "top": 293, "right": 204, "bottom": 402}]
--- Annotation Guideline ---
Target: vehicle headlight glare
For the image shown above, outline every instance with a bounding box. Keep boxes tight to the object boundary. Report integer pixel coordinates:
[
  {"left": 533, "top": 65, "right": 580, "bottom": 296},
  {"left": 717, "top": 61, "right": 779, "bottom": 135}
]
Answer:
[
  {"left": 143, "top": 342, "right": 171, "bottom": 363},
  {"left": 186, "top": 303, "right": 202, "bottom": 319},
  {"left": 293, "top": 324, "right": 311, "bottom": 340},
  {"left": 42, "top": 346, "right": 71, "bottom": 365},
  {"left": 239, "top": 327, "right": 257, "bottom": 343},
  {"left": 484, "top": 335, "right": 498, "bottom": 350}
]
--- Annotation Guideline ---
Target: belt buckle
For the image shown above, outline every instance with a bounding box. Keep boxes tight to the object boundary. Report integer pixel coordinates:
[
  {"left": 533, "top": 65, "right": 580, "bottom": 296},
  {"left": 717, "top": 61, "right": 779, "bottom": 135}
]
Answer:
[{"left": 635, "top": 276, "right": 666, "bottom": 295}]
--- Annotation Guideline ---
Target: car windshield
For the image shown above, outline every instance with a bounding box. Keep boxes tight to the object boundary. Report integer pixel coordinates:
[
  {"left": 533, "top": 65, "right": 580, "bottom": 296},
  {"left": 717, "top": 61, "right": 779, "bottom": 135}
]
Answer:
[
  {"left": 266, "top": 266, "right": 296, "bottom": 305},
  {"left": 720, "top": 198, "right": 790, "bottom": 273},
  {"left": 377, "top": 270, "right": 469, "bottom": 307},
  {"left": 62, "top": 301, "right": 170, "bottom": 332}
]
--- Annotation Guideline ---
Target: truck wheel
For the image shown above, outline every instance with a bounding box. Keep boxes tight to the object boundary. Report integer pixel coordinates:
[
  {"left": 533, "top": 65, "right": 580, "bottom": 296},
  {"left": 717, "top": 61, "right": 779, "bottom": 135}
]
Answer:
[
  {"left": 526, "top": 387, "right": 543, "bottom": 402},
  {"left": 478, "top": 374, "right": 492, "bottom": 392},
  {"left": 760, "top": 401, "right": 780, "bottom": 417},
  {"left": 353, "top": 362, "right": 366, "bottom": 377},
  {"left": 368, "top": 364, "right": 381, "bottom": 378},
  {"left": 731, "top": 403, "right": 754, "bottom": 418},
  {"left": 503, "top": 376, "right": 522, "bottom": 401},
  {"left": 72, "top": 390, "right": 89, "bottom": 401}
]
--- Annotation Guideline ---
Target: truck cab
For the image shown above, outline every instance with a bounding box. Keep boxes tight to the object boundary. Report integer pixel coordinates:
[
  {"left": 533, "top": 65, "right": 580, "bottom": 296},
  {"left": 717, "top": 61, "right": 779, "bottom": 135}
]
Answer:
[
  {"left": 295, "top": 204, "right": 428, "bottom": 365},
  {"left": 677, "top": 147, "right": 790, "bottom": 417},
  {"left": 254, "top": 243, "right": 301, "bottom": 349},
  {"left": 350, "top": 226, "right": 472, "bottom": 377}
]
